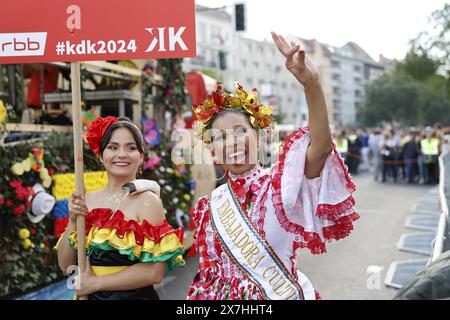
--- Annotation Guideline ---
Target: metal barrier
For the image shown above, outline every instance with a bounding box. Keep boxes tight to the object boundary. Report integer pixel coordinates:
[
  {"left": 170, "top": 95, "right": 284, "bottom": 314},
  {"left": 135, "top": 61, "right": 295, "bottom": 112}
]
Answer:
[{"left": 430, "top": 142, "right": 450, "bottom": 263}]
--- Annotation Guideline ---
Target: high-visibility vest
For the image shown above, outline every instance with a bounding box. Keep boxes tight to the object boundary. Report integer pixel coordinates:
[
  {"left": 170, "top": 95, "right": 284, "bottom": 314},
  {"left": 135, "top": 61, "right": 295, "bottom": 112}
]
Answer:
[
  {"left": 348, "top": 134, "right": 357, "bottom": 143},
  {"left": 401, "top": 136, "right": 408, "bottom": 146},
  {"left": 420, "top": 138, "right": 439, "bottom": 155},
  {"left": 336, "top": 139, "right": 348, "bottom": 154}
]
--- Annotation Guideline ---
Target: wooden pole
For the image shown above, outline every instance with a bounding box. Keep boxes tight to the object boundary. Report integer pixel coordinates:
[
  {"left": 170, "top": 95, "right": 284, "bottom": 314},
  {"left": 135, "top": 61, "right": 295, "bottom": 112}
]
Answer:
[{"left": 70, "top": 61, "right": 87, "bottom": 300}]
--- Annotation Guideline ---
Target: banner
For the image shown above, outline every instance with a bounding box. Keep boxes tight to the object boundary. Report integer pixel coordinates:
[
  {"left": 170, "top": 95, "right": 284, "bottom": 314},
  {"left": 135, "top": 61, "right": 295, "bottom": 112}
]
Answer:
[{"left": 0, "top": 0, "right": 196, "bottom": 63}]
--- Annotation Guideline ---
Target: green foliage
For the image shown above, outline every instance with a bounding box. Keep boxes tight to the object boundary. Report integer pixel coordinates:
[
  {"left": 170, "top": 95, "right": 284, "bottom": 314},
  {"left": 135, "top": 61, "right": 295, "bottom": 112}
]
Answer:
[
  {"left": 395, "top": 51, "right": 441, "bottom": 81},
  {"left": 362, "top": 74, "right": 422, "bottom": 126},
  {"left": 411, "top": 3, "right": 450, "bottom": 68}
]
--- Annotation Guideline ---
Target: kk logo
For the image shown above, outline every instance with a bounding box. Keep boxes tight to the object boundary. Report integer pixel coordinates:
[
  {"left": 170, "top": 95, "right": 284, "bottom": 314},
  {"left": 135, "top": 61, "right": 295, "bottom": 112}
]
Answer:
[{"left": 145, "top": 27, "right": 188, "bottom": 52}]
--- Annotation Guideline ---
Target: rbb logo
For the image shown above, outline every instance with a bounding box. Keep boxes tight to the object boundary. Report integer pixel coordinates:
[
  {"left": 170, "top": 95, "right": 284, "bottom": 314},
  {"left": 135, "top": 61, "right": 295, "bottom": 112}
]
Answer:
[
  {"left": 0, "top": 32, "right": 47, "bottom": 57},
  {"left": 145, "top": 27, "right": 188, "bottom": 52},
  {"left": 2, "top": 38, "right": 40, "bottom": 51}
]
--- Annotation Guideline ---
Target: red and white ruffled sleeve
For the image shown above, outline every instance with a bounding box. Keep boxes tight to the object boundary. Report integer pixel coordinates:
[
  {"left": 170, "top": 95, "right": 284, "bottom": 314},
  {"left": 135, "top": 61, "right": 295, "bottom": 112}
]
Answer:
[
  {"left": 270, "top": 126, "right": 359, "bottom": 254},
  {"left": 187, "top": 196, "right": 209, "bottom": 257}
]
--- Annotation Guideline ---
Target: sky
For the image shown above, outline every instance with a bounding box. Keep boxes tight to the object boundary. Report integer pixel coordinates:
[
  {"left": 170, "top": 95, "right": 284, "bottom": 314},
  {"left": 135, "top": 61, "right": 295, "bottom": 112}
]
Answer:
[{"left": 195, "top": 0, "right": 448, "bottom": 61}]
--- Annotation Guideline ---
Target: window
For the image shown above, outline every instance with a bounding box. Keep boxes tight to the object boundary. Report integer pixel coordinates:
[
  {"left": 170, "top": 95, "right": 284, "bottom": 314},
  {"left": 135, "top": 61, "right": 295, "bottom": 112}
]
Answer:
[
  {"left": 354, "top": 65, "right": 362, "bottom": 73},
  {"left": 333, "top": 87, "right": 341, "bottom": 95},
  {"left": 332, "top": 60, "right": 341, "bottom": 68},
  {"left": 332, "top": 73, "right": 341, "bottom": 80},
  {"left": 253, "top": 61, "right": 260, "bottom": 68}
]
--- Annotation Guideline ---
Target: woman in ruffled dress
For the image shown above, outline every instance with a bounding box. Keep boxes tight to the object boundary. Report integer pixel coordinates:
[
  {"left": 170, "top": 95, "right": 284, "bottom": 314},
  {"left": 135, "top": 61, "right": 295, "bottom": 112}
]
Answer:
[
  {"left": 56, "top": 117, "right": 184, "bottom": 300},
  {"left": 187, "top": 32, "right": 359, "bottom": 300}
]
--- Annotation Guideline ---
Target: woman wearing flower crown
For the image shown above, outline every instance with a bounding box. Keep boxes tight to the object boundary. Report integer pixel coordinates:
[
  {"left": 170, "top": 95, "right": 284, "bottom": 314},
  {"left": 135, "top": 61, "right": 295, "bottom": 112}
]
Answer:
[
  {"left": 56, "top": 116, "right": 184, "bottom": 300},
  {"left": 186, "top": 32, "right": 359, "bottom": 300}
]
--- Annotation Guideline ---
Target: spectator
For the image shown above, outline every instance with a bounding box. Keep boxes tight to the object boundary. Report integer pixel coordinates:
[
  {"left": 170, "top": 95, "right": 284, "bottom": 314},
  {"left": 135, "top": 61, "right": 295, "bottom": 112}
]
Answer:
[
  {"left": 368, "top": 128, "right": 383, "bottom": 181},
  {"left": 380, "top": 131, "right": 398, "bottom": 183},
  {"left": 346, "top": 129, "right": 362, "bottom": 175},
  {"left": 402, "top": 132, "right": 420, "bottom": 183}
]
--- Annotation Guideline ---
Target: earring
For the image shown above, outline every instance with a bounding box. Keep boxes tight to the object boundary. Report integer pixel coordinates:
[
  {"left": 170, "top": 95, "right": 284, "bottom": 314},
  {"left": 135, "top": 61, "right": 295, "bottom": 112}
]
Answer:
[
  {"left": 100, "top": 162, "right": 105, "bottom": 178},
  {"left": 139, "top": 164, "right": 144, "bottom": 176}
]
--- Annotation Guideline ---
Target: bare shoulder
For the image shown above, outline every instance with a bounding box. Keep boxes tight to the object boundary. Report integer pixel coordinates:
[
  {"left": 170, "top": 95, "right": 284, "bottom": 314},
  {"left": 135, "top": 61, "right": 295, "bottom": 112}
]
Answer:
[
  {"left": 132, "top": 191, "right": 165, "bottom": 225},
  {"left": 84, "top": 189, "right": 103, "bottom": 210}
]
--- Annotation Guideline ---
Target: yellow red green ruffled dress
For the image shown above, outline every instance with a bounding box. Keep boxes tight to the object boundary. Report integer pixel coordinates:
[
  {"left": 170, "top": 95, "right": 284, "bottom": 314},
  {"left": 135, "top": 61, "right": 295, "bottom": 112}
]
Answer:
[{"left": 56, "top": 208, "right": 185, "bottom": 300}]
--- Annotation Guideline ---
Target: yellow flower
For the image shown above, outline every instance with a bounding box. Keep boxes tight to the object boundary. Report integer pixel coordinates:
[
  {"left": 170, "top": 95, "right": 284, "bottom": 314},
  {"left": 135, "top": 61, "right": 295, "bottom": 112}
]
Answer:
[
  {"left": 0, "top": 100, "right": 6, "bottom": 125},
  {"left": 40, "top": 243, "right": 45, "bottom": 249},
  {"left": 11, "top": 163, "right": 25, "bottom": 176},
  {"left": 19, "top": 228, "right": 30, "bottom": 240},
  {"left": 183, "top": 194, "right": 191, "bottom": 201},
  {"left": 23, "top": 239, "right": 32, "bottom": 249}
]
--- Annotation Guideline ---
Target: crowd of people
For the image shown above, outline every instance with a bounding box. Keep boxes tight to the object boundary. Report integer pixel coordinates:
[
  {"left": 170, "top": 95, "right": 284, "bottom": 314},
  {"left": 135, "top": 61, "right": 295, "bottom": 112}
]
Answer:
[{"left": 334, "top": 126, "right": 450, "bottom": 184}]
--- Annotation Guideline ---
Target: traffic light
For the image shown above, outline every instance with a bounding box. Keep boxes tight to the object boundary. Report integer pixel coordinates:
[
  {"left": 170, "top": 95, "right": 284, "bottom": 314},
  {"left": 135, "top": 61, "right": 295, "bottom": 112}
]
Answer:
[
  {"left": 218, "top": 51, "right": 227, "bottom": 70},
  {"left": 235, "top": 3, "right": 245, "bottom": 32}
]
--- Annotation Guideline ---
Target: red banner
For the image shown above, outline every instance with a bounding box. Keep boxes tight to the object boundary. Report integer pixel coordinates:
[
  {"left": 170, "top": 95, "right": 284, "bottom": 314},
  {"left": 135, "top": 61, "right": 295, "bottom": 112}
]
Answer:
[{"left": 0, "top": 0, "right": 196, "bottom": 64}]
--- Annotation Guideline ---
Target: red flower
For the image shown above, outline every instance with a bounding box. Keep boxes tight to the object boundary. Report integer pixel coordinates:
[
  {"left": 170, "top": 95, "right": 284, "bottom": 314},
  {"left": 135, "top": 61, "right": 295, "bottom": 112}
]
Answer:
[
  {"left": 13, "top": 205, "right": 25, "bottom": 216},
  {"left": 0, "top": 196, "right": 3, "bottom": 206},
  {"left": 6, "top": 199, "right": 13, "bottom": 207},
  {"left": 86, "top": 116, "right": 119, "bottom": 154},
  {"left": 231, "top": 178, "right": 246, "bottom": 199},
  {"left": 31, "top": 227, "right": 36, "bottom": 235},
  {"left": 47, "top": 168, "right": 55, "bottom": 176},
  {"left": 9, "top": 180, "right": 22, "bottom": 189},
  {"left": 16, "top": 187, "right": 30, "bottom": 201},
  {"left": 212, "top": 91, "right": 222, "bottom": 107}
]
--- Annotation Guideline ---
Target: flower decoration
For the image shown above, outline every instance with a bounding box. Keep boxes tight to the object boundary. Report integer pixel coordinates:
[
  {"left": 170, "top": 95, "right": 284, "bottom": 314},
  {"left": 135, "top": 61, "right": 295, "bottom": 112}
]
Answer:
[
  {"left": 143, "top": 156, "right": 162, "bottom": 170},
  {"left": 192, "top": 83, "right": 273, "bottom": 143},
  {"left": 11, "top": 156, "right": 32, "bottom": 176},
  {"left": 142, "top": 116, "right": 161, "bottom": 147},
  {"left": 86, "top": 116, "right": 119, "bottom": 154},
  {"left": 0, "top": 99, "right": 7, "bottom": 126},
  {"left": 31, "top": 143, "right": 44, "bottom": 171},
  {"left": 52, "top": 171, "right": 108, "bottom": 200},
  {"left": 19, "top": 228, "right": 30, "bottom": 240}
]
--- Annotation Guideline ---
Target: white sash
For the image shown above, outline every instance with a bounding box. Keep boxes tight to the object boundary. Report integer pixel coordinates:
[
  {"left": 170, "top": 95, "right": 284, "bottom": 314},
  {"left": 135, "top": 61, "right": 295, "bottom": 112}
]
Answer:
[{"left": 210, "top": 182, "right": 316, "bottom": 300}]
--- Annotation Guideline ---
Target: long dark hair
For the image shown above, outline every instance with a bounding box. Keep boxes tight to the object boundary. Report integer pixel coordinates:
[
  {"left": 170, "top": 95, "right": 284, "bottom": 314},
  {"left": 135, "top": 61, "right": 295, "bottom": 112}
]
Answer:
[{"left": 99, "top": 117, "right": 144, "bottom": 156}]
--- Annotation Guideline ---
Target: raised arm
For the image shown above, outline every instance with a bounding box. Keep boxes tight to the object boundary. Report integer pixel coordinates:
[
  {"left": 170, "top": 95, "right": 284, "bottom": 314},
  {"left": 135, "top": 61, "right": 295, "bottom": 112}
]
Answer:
[{"left": 271, "top": 32, "right": 332, "bottom": 179}]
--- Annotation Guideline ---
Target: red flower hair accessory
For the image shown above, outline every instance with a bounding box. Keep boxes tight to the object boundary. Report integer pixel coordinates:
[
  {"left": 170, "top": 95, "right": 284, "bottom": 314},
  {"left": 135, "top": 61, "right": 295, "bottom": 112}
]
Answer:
[{"left": 86, "top": 116, "right": 119, "bottom": 154}]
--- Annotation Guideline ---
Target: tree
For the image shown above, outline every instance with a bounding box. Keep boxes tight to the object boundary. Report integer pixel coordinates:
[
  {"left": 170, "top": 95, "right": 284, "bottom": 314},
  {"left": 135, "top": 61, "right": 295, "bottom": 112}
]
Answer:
[
  {"left": 395, "top": 51, "right": 440, "bottom": 81},
  {"left": 411, "top": 3, "right": 450, "bottom": 68},
  {"left": 362, "top": 74, "right": 422, "bottom": 126}
]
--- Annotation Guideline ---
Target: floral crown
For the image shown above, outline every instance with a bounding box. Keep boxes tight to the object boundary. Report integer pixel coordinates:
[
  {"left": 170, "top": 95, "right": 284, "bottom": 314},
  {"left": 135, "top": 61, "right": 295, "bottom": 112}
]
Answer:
[
  {"left": 192, "top": 83, "right": 273, "bottom": 143},
  {"left": 86, "top": 116, "right": 119, "bottom": 154}
]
